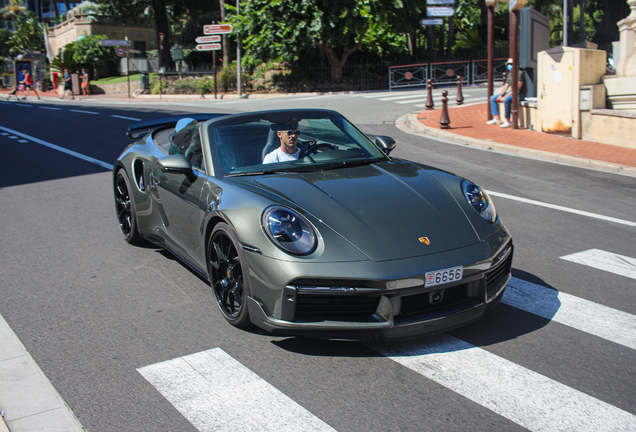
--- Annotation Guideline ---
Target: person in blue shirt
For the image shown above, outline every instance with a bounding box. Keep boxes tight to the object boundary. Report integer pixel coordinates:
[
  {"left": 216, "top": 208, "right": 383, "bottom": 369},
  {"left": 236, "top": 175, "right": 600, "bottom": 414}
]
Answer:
[{"left": 60, "top": 70, "right": 75, "bottom": 100}]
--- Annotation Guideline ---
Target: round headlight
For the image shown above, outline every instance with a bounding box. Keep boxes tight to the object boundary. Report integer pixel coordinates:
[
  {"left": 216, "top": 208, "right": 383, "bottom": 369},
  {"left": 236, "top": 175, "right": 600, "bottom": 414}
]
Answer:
[
  {"left": 262, "top": 206, "right": 318, "bottom": 255},
  {"left": 461, "top": 180, "right": 497, "bottom": 223}
]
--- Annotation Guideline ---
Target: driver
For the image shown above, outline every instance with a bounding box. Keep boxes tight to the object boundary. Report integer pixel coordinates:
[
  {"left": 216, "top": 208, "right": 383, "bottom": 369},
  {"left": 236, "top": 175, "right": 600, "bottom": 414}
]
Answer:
[{"left": 263, "top": 121, "right": 301, "bottom": 164}]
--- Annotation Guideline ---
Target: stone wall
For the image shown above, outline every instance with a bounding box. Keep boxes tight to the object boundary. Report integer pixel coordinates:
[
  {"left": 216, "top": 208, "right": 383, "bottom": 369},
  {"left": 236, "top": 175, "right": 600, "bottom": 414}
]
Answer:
[{"left": 91, "top": 80, "right": 141, "bottom": 94}]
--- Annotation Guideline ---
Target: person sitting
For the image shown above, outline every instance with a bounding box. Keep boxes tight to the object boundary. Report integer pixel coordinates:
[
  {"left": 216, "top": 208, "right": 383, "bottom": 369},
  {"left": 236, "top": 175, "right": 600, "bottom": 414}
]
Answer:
[
  {"left": 263, "top": 121, "right": 301, "bottom": 164},
  {"left": 487, "top": 58, "right": 525, "bottom": 128}
]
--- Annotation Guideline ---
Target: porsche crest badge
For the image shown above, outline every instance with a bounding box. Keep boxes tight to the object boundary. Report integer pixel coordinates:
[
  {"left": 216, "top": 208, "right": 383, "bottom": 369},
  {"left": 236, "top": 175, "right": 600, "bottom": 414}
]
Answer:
[{"left": 418, "top": 237, "right": 430, "bottom": 245}]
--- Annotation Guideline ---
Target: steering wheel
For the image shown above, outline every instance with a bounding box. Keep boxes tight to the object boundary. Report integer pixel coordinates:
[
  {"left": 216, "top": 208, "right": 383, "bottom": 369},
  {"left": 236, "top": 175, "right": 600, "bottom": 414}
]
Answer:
[{"left": 300, "top": 142, "right": 337, "bottom": 158}]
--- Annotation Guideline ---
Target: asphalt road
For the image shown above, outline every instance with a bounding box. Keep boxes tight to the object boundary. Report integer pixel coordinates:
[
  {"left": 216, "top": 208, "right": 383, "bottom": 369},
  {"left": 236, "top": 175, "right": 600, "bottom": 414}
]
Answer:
[{"left": 0, "top": 91, "right": 635, "bottom": 432}]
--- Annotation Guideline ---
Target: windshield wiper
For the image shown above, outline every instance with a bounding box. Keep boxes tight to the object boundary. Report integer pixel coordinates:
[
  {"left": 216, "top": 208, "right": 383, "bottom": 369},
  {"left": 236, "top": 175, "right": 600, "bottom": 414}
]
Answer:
[
  {"left": 318, "top": 159, "right": 377, "bottom": 171},
  {"left": 225, "top": 170, "right": 291, "bottom": 177}
]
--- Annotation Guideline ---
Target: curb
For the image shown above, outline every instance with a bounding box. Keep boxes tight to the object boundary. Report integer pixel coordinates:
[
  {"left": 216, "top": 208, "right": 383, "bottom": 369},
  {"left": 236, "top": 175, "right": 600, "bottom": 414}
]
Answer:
[{"left": 398, "top": 113, "right": 636, "bottom": 178}]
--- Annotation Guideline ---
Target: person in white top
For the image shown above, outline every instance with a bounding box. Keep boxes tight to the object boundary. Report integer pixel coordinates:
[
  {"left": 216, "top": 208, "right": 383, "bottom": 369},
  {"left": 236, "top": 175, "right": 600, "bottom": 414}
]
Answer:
[{"left": 263, "top": 125, "right": 301, "bottom": 164}]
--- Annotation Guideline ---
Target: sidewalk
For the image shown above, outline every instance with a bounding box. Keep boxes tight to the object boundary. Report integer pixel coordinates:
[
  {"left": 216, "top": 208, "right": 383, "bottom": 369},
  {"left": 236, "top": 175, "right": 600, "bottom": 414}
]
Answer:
[{"left": 403, "top": 101, "right": 636, "bottom": 177}]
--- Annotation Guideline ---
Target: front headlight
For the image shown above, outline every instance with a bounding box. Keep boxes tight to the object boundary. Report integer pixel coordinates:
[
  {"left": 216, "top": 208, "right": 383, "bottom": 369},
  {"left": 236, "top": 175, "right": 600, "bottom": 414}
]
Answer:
[
  {"left": 262, "top": 206, "right": 318, "bottom": 255},
  {"left": 461, "top": 180, "right": 497, "bottom": 223}
]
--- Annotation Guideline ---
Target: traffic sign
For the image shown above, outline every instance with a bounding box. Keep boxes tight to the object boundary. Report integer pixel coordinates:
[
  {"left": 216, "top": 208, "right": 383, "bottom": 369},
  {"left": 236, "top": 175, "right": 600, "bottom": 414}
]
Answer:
[
  {"left": 196, "top": 35, "right": 222, "bottom": 44},
  {"left": 426, "top": 0, "right": 455, "bottom": 4},
  {"left": 203, "top": 24, "right": 232, "bottom": 35},
  {"left": 426, "top": 6, "right": 456, "bottom": 16},
  {"left": 100, "top": 40, "right": 132, "bottom": 46},
  {"left": 420, "top": 18, "right": 444, "bottom": 26},
  {"left": 116, "top": 47, "right": 126, "bottom": 57},
  {"left": 196, "top": 43, "right": 221, "bottom": 51}
]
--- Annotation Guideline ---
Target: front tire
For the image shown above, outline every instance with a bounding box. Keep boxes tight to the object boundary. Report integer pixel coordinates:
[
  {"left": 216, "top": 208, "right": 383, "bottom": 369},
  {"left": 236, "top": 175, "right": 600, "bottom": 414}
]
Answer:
[
  {"left": 207, "top": 223, "right": 251, "bottom": 328},
  {"left": 114, "top": 169, "right": 143, "bottom": 245}
]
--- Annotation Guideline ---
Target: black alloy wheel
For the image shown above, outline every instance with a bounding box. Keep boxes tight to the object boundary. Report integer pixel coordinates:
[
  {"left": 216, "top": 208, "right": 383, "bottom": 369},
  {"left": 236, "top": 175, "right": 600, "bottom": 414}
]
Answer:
[
  {"left": 208, "top": 223, "right": 250, "bottom": 327},
  {"left": 114, "top": 170, "right": 142, "bottom": 245}
]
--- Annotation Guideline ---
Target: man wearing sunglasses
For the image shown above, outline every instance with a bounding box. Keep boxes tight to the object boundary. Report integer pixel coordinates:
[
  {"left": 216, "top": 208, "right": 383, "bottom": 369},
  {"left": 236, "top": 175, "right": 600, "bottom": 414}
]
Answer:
[{"left": 263, "top": 122, "right": 301, "bottom": 164}]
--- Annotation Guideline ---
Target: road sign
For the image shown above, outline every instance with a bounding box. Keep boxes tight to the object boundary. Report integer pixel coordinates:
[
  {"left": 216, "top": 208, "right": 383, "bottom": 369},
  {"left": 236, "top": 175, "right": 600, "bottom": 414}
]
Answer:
[
  {"left": 426, "top": 6, "right": 456, "bottom": 16},
  {"left": 420, "top": 18, "right": 444, "bottom": 26},
  {"left": 203, "top": 24, "right": 232, "bottom": 35},
  {"left": 116, "top": 47, "right": 126, "bottom": 57},
  {"left": 426, "top": 0, "right": 455, "bottom": 4},
  {"left": 196, "top": 35, "right": 222, "bottom": 44},
  {"left": 100, "top": 40, "right": 132, "bottom": 46},
  {"left": 196, "top": 43, "right": 221, "bottom": 51}
]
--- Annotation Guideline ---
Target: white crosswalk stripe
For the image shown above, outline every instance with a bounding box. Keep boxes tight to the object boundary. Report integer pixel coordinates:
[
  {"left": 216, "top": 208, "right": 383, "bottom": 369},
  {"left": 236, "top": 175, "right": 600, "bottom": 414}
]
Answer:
[
  {"left": 502, "top": 277, "right": 636, "bottom": 349},
  {"left": 372, "top": 335, "right": 636, "bottom": 432},
  {"left": 138, "top": 348, "right": 336, "bottom": 432},
  {"left": 138, "top": 261, "right": 636, "bottom": 432},
  {"left": 560, "top": 249, "right": 636, "bottom": 280}
]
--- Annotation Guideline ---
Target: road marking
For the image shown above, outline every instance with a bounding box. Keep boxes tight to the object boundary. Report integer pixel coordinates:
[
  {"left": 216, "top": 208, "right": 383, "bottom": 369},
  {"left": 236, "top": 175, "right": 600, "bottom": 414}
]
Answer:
[
  {"left": 39, "top": 106, "right": 61, "bottom": 110},
  {"left": 138, "top": 348, "right": 336, "bottom": 432},
  {"left": 502, "top": 277, "right": 636, "bottom": 349},
  {"left": 378, "top": 92, "right": 429, "bottom": 101},
  {"left": 487, "top": 191, "right": 636, "bottom": 227},
  {"left": 18, "top": 139, "right": 28, "bottom": 143},
  {"left": 69, "top": 109, "right": 99, "bottom": 115},
  {"left": 373, "top": 334, "right": 636, "bottom": 432},
  {"left": 560, "top": 249, "right": 636, "bottom": 281},
  {"left": 0, "top": 126, "right": 113, "bottom": 170},
  {"left": 111, "top": 115, "right": 141, "bottom": 121},
  {"left": 8, "top": 135, "right": 18, "bottom": 139},
  {"left": 15, "top": 103, "right": 31, "bottom": 107}
]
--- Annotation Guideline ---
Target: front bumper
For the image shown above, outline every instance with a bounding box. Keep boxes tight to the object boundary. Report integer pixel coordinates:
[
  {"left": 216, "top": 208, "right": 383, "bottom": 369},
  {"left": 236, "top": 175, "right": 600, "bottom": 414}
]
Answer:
[{"left": 247, "top": 240, "right": 513, "bottom": 341}]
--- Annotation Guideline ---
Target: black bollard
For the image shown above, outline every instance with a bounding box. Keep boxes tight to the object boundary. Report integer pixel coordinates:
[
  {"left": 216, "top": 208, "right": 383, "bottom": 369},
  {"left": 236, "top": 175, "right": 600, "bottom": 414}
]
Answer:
[
  {"left": 456, "top": 76, "right": 464, "bottom": 105},
  {"left": 425, "top": 79, "right": 434, "bottom": 110},
  {"left": 439, "top": 90, "right": 451, "bottom": 129}
]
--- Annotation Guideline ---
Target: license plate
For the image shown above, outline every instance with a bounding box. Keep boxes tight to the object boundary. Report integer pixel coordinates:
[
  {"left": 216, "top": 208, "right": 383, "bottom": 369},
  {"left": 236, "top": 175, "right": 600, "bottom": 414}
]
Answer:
[{"left": 425, "top": 266, "right": 463, "bottom": 288}]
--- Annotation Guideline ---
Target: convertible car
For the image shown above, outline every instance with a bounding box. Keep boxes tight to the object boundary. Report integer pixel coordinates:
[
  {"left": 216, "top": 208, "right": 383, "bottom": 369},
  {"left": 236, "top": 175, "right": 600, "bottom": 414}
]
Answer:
[{"left": 113, "top": 109, "right": 512, "bottom": 340}]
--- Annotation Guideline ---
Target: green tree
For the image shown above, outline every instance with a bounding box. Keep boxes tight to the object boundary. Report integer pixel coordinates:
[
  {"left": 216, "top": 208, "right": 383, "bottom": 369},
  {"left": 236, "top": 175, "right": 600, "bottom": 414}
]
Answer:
[
  {"left": 229, "top": 0, "right": 403, "bottom": 80},
  {"left": 72, "top": 34, "right": 118, "bottom": 80},
  {"left": 1, "top": 0, "right": 44, "bottom": 57}
]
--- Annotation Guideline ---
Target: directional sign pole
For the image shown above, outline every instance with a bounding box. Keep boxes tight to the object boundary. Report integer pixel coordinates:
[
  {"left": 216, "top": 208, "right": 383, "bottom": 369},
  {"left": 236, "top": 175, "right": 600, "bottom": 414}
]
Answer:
[
  {"left": 236, "top": 0, "right": 242, "bottom": 98},
  {"left": 213, "top": 50, "right": 217, "bottom": 99}
]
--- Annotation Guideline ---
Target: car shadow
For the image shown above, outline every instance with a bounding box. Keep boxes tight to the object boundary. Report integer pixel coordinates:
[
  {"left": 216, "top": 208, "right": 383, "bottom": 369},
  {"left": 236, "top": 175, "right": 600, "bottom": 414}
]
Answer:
[{"left": 272, "top": 268, "right": 561, "bottom": 358}]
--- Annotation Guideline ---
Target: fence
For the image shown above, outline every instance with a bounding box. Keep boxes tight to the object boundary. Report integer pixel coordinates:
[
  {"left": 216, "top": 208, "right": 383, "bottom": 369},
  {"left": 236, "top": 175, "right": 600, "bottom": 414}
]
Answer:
[
  {"left": 143, "top": 57, "right": 510, "bottom": 95},
  {"left": 389, "top": 58, "right": 508, "bottom": 90}
]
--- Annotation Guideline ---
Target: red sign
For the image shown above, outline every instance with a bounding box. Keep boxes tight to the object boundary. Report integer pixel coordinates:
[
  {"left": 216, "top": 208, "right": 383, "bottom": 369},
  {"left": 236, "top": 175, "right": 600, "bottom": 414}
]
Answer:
[
  {"left": 116, "top": 47, "right": 126, "bottom": 57},
  {"left": 195, "top": 35, "right": 222, "bottom": 44},
  {"left": 196, "top": 43, "right": 222, "bottom": 51},
  {"left": 203, "top": 24, "right": 232, "bottom": 35}
]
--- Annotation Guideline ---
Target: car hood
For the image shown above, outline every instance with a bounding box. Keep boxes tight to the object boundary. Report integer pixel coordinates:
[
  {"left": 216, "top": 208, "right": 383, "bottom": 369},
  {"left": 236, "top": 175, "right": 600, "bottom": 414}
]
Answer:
[{"left": 239, "top": 161, "right": 479, "bottom": 261}]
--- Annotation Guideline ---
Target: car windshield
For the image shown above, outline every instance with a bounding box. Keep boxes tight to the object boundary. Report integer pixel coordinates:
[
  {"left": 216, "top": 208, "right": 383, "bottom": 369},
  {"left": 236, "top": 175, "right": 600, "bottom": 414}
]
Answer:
[{"left": 206, "top": 110, "right": 388, "bottom": 176}]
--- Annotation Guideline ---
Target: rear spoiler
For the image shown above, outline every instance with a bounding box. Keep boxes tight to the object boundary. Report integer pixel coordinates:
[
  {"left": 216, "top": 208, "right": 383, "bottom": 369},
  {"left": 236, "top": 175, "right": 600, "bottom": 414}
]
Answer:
[{"left": 126, "top": 113, "right": 227, "bottom": 140}]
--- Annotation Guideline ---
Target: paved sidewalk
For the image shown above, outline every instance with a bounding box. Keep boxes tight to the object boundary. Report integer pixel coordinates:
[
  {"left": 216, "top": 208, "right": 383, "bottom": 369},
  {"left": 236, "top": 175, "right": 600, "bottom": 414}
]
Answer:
[{"left": 403, "top": 101, "right": 636, "bottom": 177}]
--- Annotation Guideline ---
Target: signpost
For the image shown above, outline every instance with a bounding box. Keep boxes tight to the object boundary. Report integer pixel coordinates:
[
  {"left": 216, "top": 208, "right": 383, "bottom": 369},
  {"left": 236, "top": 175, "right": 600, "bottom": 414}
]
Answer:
[
  {"left": 116, "top": 47, "right": 126, "bottom": 57},
  {"left": 426, "top": 0, "right": 455, "bottom": 4},
  {"left": 100, "top": 40, "right": 131, "bottom": 46},
  {"left": 201, "top": 24, "right": 233, "bottom": 99},
  {"left": 203, "top": 24, "right": 232, "bottom": 35},
  {"left": 195, "top": 36, "right": 221, "bottom": 44},
  {"left": 426, "top": 6, "right": 456, "bottom": 16},
  {"left": 420, "top": 18, "right": 444, "bottom": 26}
]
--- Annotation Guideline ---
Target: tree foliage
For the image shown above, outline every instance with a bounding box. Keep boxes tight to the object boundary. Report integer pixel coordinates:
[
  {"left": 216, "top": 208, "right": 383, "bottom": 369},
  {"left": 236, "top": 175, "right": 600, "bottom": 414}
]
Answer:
[
  {"left": 1, "top": 0, "right": 44, "bottom": 57},
  {"left": 229, "top": 0, "right": 406, "bottom": 79},
  {"left": 73, "top": 34, "right": 118, "bottom": 79}
]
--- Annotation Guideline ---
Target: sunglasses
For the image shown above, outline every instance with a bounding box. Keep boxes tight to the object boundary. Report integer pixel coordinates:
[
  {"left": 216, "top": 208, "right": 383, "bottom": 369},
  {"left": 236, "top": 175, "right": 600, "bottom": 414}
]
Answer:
[{"left": 285, "top": 130, "right": 301, "bottom": 136}]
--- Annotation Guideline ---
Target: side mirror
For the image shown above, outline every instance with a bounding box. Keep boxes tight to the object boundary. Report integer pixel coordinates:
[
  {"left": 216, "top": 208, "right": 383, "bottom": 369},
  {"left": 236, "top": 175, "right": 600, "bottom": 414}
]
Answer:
[
  {"left": 158, "top": 155, "right": 193, "bottom": 174},
  {"left": 375, "top": 136, "right": 396, "bottom": 155}
]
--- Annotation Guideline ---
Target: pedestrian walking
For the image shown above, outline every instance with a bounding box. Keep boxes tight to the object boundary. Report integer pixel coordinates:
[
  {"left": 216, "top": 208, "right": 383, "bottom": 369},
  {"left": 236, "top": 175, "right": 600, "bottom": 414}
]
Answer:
[
  {"left": 81, "top": 68, "right": 90, "bottom": 96},
  {"left": 19, "top": 71, "right": 40, "bottom": 101},
  {"left": 60, "top": 70, "right": 75, "bottom": 100}
]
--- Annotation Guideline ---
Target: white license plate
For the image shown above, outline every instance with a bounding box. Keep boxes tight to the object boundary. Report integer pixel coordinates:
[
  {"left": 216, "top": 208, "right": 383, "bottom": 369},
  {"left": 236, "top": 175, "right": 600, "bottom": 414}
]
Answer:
[{"left": 425, "top": 266, "right": 463, "bottom": 288}]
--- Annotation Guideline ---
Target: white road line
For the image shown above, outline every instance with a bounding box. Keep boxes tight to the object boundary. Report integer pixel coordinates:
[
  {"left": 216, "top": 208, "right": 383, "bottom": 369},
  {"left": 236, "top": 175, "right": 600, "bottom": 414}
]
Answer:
[
  {"left": 487, "top": 191, "right": 636, "bottom": 227},
  {"left": 18, "top": 139, "right": 28, "bottom": 143},
  {"left": 8, "top": 136, "right": 18, "bottom": 139},
  {"left": 111, "top": 115, "right": 141, "bottom": 121},
  {"left": 15, "top": 103, "right": 31, "bottom": 107},
  {"left": 39, "top": 106, "right": 61, "bottom": 110},
  {"left": 378, "top": 92, "right": 429, "bottom": 101},
  {"left": 138, "top": 348, "right": 336, "bottom": 432},
  {"left": 502, "top": 277, "right": 636, "bottom": 350},
  {"left": 374, "top": 334, "right": 636, "bottom": 432},
  {"left": 560, "top": 249, "right": 636, "bottom": 281},
  {"left": 0, "top": 126, "right": 113, "bottom": 170},
  {"left": 69, "top": 109, "right": 99, "bottom": 115},
  {"left": 0, "top": 132, "right": 8, "bottom": 135}
]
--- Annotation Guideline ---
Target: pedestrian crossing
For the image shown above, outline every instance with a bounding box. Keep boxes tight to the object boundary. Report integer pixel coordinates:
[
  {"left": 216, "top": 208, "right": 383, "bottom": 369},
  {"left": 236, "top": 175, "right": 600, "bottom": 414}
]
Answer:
[{"left": 138, "top": 247, "right": 636, "bottom": 432}]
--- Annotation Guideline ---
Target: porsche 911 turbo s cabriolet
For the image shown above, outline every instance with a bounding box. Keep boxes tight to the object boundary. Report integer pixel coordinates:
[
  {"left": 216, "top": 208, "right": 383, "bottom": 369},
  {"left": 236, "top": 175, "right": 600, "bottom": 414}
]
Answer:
[{"left": 113, "top": 109, "right": 513, "bottom": 340}]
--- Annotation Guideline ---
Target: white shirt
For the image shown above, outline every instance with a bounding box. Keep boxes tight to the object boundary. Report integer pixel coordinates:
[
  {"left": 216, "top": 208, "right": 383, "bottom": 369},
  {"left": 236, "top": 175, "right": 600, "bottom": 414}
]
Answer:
[{"left": 263, "top": 147, "right": 300, "bottom": 164}]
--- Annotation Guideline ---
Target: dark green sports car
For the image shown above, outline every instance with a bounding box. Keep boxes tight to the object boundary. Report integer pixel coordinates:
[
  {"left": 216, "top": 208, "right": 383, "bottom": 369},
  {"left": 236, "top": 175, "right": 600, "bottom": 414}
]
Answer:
[{"left": 114, "top": 109, "right": 512, "bottom": 340}]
